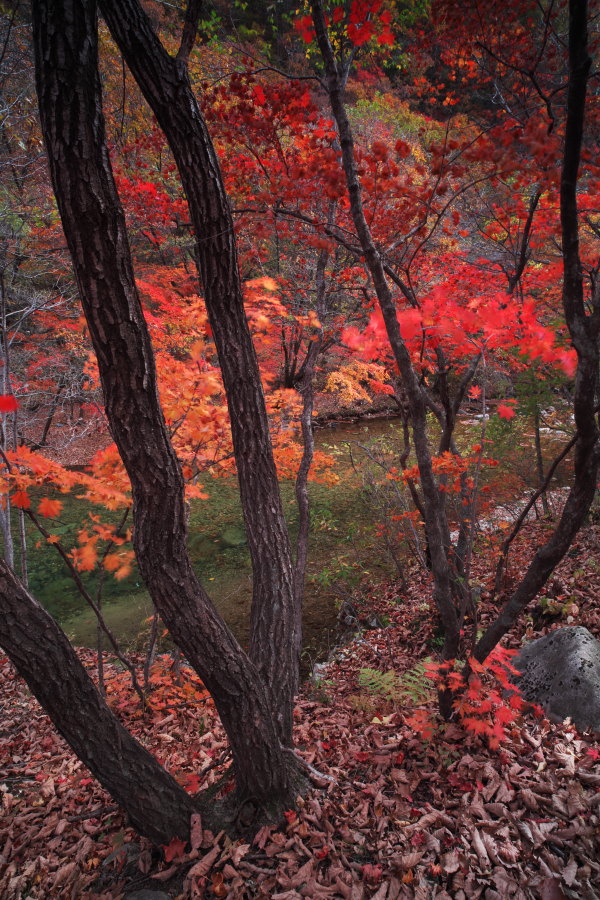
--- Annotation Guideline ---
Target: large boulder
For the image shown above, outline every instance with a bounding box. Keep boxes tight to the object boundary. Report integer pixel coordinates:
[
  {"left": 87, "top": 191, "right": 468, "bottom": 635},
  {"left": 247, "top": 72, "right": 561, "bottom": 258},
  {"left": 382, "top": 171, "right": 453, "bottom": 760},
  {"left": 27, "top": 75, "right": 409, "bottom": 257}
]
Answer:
[{"left": 511, "top": 626, "right": 600, "bottom": 732}]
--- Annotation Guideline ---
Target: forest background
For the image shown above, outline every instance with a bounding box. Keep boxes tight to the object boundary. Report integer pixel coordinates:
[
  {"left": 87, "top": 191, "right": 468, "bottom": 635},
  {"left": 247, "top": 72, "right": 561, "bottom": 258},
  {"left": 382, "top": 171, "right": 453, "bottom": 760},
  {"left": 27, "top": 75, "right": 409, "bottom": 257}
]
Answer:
[{"left": 0, "top": 0, "right": 599, "bottom": 897}]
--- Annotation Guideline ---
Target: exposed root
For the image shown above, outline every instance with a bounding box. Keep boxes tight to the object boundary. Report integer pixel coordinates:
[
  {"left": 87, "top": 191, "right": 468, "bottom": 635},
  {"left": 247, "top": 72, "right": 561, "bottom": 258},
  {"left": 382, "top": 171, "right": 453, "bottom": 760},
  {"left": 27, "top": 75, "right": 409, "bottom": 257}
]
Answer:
[{"left": 281, "top": 745, "right": 337, "bottom": 785}]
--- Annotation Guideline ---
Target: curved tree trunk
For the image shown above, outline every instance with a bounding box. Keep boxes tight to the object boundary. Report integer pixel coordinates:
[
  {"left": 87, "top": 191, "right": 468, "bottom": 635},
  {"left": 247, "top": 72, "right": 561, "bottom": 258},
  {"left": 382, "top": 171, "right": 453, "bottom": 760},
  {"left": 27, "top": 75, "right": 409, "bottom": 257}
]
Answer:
[
  {"left": 98, "top": 0, "right": 300, "bottom": 744},
  {"left": 26, "top": 0, "right": 301, "bottom": 821},
  {"left": 475, "top": 0, "right": 598, "bottom": 662},
  {"left": 309, "top": 0, "right": 460, "bottom": 685},
  {"left": 0, "top": 561, "right": 197, "bottom": 844}
]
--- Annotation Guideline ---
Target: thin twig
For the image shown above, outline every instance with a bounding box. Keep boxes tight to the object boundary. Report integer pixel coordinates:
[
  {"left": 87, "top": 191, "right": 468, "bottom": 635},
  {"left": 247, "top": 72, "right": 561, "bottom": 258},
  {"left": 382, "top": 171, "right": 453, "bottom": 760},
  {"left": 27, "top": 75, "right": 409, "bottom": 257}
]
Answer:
[
  {"left": 491, "top": 425, "right": 585, "bottom": 600},
  {"left": 67, "top": 804, "right": 119, "bottom": 824},
  {"left": 26, "top": 509, "right": 146, "bottom": 708}
]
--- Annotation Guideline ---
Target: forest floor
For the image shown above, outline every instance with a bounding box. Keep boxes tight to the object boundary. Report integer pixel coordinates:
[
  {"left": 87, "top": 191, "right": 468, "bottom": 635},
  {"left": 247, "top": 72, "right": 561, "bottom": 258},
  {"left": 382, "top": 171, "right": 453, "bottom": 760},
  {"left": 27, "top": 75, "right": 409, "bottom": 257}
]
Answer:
[{"left": 1, "top": 517, "right": 599, "bottom": 900}]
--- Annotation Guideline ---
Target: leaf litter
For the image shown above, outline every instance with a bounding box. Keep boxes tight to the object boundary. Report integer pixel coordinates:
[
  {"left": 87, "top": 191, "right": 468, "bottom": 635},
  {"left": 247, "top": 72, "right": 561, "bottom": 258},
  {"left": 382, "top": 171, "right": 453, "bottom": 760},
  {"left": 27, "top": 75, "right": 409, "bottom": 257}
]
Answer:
[{"left": 1, "top": 518, "right": 599, "bottom": 899}]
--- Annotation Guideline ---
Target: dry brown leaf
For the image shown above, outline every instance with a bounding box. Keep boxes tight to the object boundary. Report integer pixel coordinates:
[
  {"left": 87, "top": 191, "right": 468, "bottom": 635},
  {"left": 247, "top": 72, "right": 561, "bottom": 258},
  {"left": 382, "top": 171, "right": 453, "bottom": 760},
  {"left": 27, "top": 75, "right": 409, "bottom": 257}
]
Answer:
[
  {"left": 540, "top": 876, "right": 566, "bottom": 899},
  {"left": 442, "top": 849, "right": 460, "bottom": 874},
  {"left": 369, "top": 883, "right": 389, "bottom": 900},
  {"left": 498, "top": 842, "right": 521, "bottom": 863},
  {"left": 137, "top": 848, "right": 152, "bottom": 874},
  {"left": 231, "top": 840, "right": 250, "bottom": 866},
  {"left": 187, "top": 842, "right": 222, "bottom": 881},
  {"left": 562, "top": 856, "right": 578, "bottom": 887},
  {"left": 51, "top": 860, "right": 77, "bottom": 887},
  {"left": 520, "top": 788, "right": 539, "bottom": 811},
  {"left": 151, "top": 863, "right": 179, "bottom": 881},
  {"left": 189, "top": 811, "right": 203, "bottom": 851},
  {"left": 290, "top": 858, "right": 315, "bottom": 888},
  {"left": 471, "top": 828, "right": 490, "bottom": 869}
]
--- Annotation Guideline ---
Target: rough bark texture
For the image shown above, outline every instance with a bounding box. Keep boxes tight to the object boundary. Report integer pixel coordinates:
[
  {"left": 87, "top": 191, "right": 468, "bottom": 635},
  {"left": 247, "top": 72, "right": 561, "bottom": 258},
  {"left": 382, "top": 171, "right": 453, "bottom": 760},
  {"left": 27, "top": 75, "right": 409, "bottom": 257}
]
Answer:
[
  {"left": 0, "top": 561, "right": 197, "bottom": 844},
  {"left": 98, "top": 0, "right": 299, "bottom": 744},
  {"left": 31, "top": 0, "right": 301, "bottom": 815},
  {"left": 475, "top": 0, "right": 598, "bottom": 661}
]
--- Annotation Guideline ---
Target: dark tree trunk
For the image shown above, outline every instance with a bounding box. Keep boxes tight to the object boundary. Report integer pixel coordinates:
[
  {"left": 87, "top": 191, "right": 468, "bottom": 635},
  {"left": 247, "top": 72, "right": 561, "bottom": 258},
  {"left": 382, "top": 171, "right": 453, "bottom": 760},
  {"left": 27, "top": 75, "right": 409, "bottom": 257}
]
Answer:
[
  {"left": 533, "top": 405, "right": 550, "bottom": 517},
  {"left": 98, "top": 0, "right": 299, "bottom": 744},
  {"left": 310, "top": 0, "right": 461, "bottom": 675},
  {"left": 293, "top": 228, "right": 331, "bottom": 605},
  {"left": 26, "top": 0, "right": 301, "bottom": 822},
  {"left": 310, "top": 0, "right": 597, "bottom": 697},
  {"left": 475, "top": 0, "right": 598, "bottom": 662},
  {"left": 0, "top": 561, "right": 197, "bottom": 844}
]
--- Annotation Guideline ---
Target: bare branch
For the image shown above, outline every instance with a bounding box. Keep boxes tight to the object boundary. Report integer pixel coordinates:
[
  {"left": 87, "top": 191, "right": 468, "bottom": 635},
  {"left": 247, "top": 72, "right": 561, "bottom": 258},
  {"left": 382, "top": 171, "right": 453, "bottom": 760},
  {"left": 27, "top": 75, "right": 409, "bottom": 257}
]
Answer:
[{"left": 176, "top": 0, "right": 202, "bottom": 65}]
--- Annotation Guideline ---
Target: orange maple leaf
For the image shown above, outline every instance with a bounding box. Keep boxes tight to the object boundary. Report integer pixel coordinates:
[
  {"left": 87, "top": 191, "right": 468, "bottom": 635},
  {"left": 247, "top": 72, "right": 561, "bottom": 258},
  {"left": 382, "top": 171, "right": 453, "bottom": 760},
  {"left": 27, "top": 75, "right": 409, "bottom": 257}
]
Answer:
[
  {"left": 38, "top": 498, "right": 64, "bottom": 518},
  {"left": 72, "top": 542, "right": 98, "bottom": 572},
  {"left": 12, "top": 491, "right": 30, "bottom": 509}
]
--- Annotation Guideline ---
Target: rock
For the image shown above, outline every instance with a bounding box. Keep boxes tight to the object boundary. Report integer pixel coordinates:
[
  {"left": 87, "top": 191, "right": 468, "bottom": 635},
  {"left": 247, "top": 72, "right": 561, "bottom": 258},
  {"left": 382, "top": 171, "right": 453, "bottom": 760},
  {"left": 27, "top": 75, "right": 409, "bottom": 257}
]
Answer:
[
  {"left": 511, "top": 626, "right": 600, "bottom": 731},
  {"left": 337, "top": 599, "right": 359, "bottom": 632},
  {"left": 311, "top": 662, "right": 329, "bottom": 681},
  {"left": 123, "top": 892, "right": 171, "bottom": 900}
]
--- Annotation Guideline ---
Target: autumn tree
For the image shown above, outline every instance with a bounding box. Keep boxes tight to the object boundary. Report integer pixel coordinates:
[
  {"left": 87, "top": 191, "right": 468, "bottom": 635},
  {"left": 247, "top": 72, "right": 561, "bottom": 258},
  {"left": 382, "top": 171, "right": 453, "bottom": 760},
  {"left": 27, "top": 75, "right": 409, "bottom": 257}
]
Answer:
[
  {"left": 0, "top": 0, "right": 309, "bottom": 843},
  {"left": 306, "top": 0, "right": 598, "bottom": 706}
]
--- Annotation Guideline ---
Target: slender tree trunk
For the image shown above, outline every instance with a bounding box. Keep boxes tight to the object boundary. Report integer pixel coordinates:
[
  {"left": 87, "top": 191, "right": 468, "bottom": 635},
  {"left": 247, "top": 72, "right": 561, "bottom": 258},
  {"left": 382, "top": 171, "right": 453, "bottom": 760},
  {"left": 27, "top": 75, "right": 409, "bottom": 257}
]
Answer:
[
  {"left": 0, "top": 561, "right": 197, "bottom": 844},
  {"left": 0, "top": 498, "right": 13, "bottom": 567},
  {"left": 99, "top": 0, "right": 299, "bottom": 744},
  {"left": 26, "top": 0, "right": 301, "bottom": 820},
  {"left": 293, "top": 206, "right": 334, "bottom": 605},
  {"left": 310, "top": 0, "right": 460, "bottom": 685},
  {"left": 0, "top": 269, "right": 14, "bottom": 568},
  {"left": 475, "top": 0, "right": 598, "bottom": 661},
  {"left": 533, "top": 405, "right": 550, "bottom": 516}
]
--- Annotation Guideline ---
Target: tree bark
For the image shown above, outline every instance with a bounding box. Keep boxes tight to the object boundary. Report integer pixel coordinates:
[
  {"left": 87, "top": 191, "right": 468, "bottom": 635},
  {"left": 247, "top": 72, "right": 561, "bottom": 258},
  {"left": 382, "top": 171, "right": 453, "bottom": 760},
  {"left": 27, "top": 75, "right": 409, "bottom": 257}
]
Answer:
[
  {"left": 0, "top": 561, "right": 197, "bottom": 844},
  {"left": 29, "top": 0, "right": 301, "bottom": 820},
  {"left": 98, "top": 0, "right": 299, "bottom": 744},
  {"left": 310, "top": 0, "right": 461, "bottom": 680},
  {"left": 475, "top": 0, "right": 598, "bottom": 662}
]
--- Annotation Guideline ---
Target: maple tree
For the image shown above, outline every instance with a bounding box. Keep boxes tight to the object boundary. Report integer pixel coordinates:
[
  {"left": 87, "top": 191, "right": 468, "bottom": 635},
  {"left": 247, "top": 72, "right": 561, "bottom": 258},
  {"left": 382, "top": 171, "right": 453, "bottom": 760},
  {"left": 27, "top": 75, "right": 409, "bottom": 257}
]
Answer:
[
  {"left": 0, "top": 0, "right": 597, "bottom": 862},
  {"left": 0, "top": 0, "right": 312, "bottom": 843},
  {"left": 301, "top": 0, "right": 598, "bottom": 715}
]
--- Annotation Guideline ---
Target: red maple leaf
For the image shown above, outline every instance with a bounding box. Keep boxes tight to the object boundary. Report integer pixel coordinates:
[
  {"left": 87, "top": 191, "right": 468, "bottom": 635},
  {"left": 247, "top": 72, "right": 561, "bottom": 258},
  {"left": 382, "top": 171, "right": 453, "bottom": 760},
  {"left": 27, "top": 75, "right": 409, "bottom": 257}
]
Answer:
[{"left": 162, "top": 836, "right": 187, "bottom": 862}]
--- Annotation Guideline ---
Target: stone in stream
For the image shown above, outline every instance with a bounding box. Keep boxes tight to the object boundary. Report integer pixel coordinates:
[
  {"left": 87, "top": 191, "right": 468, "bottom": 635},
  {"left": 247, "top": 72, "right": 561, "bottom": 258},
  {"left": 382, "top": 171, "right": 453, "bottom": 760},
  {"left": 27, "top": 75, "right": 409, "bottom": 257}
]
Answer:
[{"left": 510, "top": 626, "right": 600, "bottom": 732}]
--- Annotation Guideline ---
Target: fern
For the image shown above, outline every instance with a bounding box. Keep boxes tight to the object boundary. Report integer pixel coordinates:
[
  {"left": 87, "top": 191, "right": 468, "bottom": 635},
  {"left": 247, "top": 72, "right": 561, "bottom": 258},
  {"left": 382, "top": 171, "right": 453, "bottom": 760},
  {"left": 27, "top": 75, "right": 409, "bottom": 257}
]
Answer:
[
  {"left": 358, "top": 661, "right": 434, "bottom": 706},
  {"left": 396, "top": 660, "right": 434, "bottom": 705},
  {"left": 358, "top": 668, "right": 399, "bottom": 699}
]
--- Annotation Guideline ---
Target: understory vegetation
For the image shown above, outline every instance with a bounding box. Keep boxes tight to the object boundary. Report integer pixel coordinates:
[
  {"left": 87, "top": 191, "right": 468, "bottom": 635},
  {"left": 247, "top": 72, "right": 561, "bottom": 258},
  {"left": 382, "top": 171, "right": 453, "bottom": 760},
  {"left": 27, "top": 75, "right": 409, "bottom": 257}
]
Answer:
[{"left": 0, "top": 0, "right": 599, "bottom": 896}]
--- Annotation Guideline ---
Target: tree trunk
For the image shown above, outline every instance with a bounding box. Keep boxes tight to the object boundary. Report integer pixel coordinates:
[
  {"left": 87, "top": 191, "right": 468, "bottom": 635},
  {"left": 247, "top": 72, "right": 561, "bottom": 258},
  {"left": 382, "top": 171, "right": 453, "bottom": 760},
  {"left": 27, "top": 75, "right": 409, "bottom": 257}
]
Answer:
[
  {"left": 310, "top": 0, "right": 461, "bottom": 670},
  {"left": 98, "top": 0, "right": 300, "bottom": 744},
  {"left": 475, "top": 0, "right": 598, "bottom": 662},
  {"left": 533, "top": 405, "right": 550, "bottom": 517},
  {"left": 293, "top": 209, "right": 333, "bottom": 605},
  {"left": 0, "top": 561, "right": 197, "bottom": 844},
  {"left": 29, "top": 0, "right": 301, "bottom": 820}
]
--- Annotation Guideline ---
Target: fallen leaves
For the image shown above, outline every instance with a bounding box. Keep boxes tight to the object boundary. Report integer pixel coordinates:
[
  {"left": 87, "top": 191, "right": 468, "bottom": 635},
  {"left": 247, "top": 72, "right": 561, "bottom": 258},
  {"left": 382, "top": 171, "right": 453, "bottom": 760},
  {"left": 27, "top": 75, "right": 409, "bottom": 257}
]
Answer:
[{"left": 1, "top": 520, "right": 600, "bottom": 898}]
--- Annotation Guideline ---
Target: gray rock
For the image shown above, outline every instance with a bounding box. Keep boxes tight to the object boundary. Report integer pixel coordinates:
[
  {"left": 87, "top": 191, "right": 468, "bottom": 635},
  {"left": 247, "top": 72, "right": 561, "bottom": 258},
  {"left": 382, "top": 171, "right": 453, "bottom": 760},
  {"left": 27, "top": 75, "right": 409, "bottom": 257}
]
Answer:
[
  {"left": 511, "top": 626, "right": 600, "bottom": 731},
  {"left": 123, "top": 892, "right": 171, "bottom": 900}
]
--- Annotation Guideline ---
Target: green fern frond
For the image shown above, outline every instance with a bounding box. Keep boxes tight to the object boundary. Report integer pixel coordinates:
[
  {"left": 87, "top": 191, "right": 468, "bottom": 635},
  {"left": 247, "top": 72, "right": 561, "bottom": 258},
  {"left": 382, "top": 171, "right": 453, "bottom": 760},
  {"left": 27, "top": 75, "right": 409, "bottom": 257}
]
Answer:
[{"left": 358, "top": 667, "right": 398, "bottom": 699}]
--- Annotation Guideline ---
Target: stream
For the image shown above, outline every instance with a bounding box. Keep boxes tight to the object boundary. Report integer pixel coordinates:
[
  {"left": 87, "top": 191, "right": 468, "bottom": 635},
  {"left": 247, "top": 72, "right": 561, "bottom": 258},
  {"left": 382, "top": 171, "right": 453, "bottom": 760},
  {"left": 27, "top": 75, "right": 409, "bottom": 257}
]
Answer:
[{"left": 21, "top": 412, "right": 572, "bottom": 659}]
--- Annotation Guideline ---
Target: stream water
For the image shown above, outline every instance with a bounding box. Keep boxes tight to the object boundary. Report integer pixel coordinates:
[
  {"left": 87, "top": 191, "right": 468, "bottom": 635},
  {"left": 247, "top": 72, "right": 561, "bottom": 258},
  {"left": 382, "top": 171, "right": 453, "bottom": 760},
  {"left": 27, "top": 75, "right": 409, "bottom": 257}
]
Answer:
[{"left": 21, "top": 413, "right": 571, "bottom": 658}]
